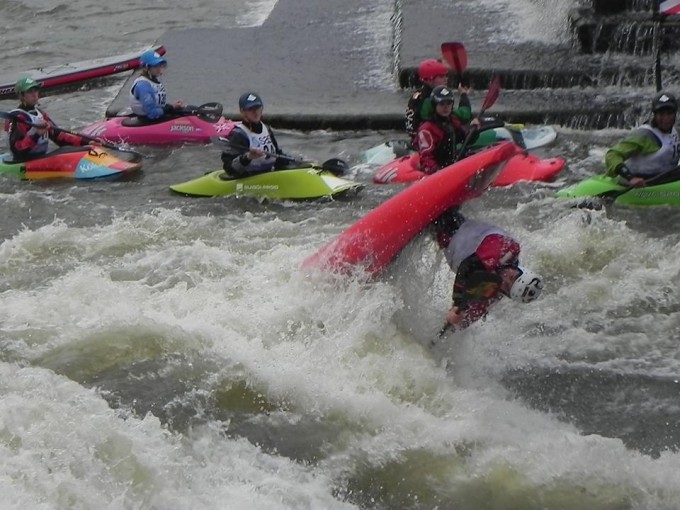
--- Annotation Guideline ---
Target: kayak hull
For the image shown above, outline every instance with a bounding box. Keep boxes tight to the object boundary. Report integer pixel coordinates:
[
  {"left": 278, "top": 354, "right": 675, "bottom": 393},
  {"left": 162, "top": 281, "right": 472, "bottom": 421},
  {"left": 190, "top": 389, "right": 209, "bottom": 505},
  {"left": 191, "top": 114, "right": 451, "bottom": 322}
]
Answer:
[
  {"left": 303, "top": 142, "right": 521, "bottom": 278},
  {"left": 555, "top": 175, "right": 680, "bottom": 207},
  {"left": 170, "top": 168, "right": 363, "bottom": 200},
  {"left": 0, "top": 45, "right": 165, "bottom": 100},
  {"left": 0, "top": 147, "right": 142, "bottom": 180},
  {"left": 358, "top": 125, "right": 558, "bottom": 166},
  {"left": 373, "top": 150, "right": 565, "bottom": 186},
  {"left": 81, "top": 115, "right": 236, "bottom": 145}
]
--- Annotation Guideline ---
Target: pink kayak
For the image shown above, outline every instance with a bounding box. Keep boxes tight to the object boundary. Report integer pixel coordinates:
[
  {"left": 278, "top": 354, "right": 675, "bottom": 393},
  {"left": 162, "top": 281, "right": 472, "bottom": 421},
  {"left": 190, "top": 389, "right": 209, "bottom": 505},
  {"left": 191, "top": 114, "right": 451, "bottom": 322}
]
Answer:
[
  {"left": 81, "top": 103, "right": 235, "bottom": 145},
  {"left": 373, "top": 150, "right": 565, "bottom": 187}
]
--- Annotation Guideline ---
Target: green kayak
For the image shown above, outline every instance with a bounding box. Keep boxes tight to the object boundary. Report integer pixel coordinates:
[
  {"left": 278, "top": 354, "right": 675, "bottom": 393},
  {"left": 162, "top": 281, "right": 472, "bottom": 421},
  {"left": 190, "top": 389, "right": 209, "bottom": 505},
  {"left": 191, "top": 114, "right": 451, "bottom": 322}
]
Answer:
[
  {"left": 170, "top": 167, "right": 363, "bottom": 199},
  {"left": 555, "top": 174, "right": 680, "bottom": 207}
]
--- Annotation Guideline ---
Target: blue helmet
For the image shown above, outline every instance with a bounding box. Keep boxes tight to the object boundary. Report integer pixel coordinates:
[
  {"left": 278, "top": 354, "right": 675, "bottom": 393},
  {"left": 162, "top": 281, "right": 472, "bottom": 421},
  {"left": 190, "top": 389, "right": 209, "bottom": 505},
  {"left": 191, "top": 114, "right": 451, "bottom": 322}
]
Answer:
[{"left": 140, "top": 50, "right": 167, "bottom": 68}]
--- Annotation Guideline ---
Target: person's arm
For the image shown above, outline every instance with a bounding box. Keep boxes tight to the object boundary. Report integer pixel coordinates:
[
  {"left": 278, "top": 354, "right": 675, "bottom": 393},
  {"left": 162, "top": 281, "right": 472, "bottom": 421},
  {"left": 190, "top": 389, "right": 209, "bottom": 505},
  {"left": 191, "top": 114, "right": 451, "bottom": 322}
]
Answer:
[
  {"left": 40, "top": 111, "right": 88, "bottom": 147},
  {"left": 417, "top": 123, "right": 441, "bottom": 174},
  {"left": 447, "top": 269, "right": 502, "bottom": 330},
  {"left": 604, "top": 129, "right": 661, "bottom": 177},
  {"left": 131, "top": 81, "right": 166, "bottom": 119},
  {"left": 220, "top": 129, "right": 256, "bottom": 176},
  {"left": 268, "top": 128, "right": 289, "bottom": 170},
  {"left": 453, "top": 87, "right": 472, "bottom": 123},
  {"left": 8, "top": 111, "right": 43, "bottom": 157}
]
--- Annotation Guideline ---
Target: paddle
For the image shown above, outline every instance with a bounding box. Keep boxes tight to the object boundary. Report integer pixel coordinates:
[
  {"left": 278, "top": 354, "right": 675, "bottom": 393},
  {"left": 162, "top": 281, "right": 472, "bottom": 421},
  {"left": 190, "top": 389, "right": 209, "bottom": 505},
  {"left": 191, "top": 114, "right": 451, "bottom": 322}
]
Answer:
[
  {"left": 210, "top": 136, "right": 349, "bottom": 176},
  {"left": 0, "top": 111, "right": 147, "bottom": 160},
  {"left": 181, "top": 102, "right": 223, "bottom": 123},
  {"left": 432, "top": 271, "right": 502, "bottom": 345},
  {"left": 440, "top": 42, "right": 469, "bottom": 87},
  {"left": 574, "top": 164, "right": 680, "bottom": 209},
  {"left": 453, "top": 75, "right": 502, "bottom": 162}
]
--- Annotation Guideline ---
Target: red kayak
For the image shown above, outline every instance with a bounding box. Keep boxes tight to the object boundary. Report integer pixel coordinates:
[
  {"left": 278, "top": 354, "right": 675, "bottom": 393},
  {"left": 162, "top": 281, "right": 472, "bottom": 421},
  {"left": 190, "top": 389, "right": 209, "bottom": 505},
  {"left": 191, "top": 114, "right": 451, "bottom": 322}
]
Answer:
[
  {"left": 0, "top": 46, "right": 165, "bottom": 100},
  {"left": 373, "top": 150, "right": 565, "bottom": 187},
  {"left": 303, "top": 142, "right": 521, "bottom": 278}
]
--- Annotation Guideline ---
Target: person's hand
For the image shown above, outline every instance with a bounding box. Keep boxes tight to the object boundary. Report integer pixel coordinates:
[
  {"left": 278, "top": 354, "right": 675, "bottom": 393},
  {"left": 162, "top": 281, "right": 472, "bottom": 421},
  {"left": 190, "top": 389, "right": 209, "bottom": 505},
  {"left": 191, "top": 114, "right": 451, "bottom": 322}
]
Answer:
[
  {"left": 248, "top": 147, "right": 265, "bottom": 159},
  {"left": 628, "top": 176, "right": 646, "bottom": 187},
  {"left": 446, "top": 306, "right": 465, "bottom": 326},
  {"left": 172, "top": 100, "right": 186, "bottom": 110},
  {"left": 458, "top": 83, "right": 470, "bottom": 94},
  {"left": 469, "top": 118, "right": 481, "bottom": 129},
  {"left": 34, "top": 122, "right": 49, "bottom": 136}
]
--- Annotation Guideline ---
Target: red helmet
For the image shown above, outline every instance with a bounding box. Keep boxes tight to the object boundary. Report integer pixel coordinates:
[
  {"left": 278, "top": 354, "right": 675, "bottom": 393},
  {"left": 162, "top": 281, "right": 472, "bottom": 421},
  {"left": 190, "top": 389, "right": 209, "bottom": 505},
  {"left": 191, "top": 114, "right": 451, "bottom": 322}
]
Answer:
[{"left": 417, "top": 59, "right": 448, "bottom": 81}]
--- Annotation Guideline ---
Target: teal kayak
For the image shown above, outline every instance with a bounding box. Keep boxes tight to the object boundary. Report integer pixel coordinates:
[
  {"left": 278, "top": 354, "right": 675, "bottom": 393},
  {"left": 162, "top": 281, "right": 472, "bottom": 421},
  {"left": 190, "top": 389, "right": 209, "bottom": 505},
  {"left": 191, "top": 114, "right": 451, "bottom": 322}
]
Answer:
[
  {"left": 358, "top": 124, "right": 558, "bottom": 166},
  {"left": 170, "top": 167, "right": 363, "bottom": 199},
  {"left": 555, "top": 174, "right": 680, "bottom": 207}
]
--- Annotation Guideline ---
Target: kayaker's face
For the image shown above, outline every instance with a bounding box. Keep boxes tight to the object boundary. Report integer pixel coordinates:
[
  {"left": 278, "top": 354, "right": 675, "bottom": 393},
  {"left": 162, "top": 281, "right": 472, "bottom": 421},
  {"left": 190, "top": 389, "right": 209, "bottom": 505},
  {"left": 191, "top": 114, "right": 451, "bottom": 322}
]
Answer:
[
  {"left": 435, "top": 101, "right": 453, "bottom": 117},
  {"left": 19, "top": 88, "right": 40, "bottom": 107},
  {"left": 424, "top": 75, "right": 449, "bottom": 88},
  {"left": 654, "top": 108, "right": 676, "bottom": 133},
  {"left": 148, "top": 64, "right": 166, "bottom": 78},
  {"left": 241, "top": 106, "right": 263, "bottom": 123}
]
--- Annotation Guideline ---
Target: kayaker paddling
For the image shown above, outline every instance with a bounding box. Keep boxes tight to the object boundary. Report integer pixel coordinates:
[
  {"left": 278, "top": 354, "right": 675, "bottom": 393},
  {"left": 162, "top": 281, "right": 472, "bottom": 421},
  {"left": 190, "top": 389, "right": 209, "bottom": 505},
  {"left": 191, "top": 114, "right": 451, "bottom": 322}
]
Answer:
[
  {"left": 219, "top": 92, "right": 290, "bottom": 178},
  {"left": 4, "top": 77, "right": 94, "bottom": 162},
  {"left": 129, "top": 50, "right": 185, "bottom": 120},
  {"left": 605, "top": 91, "right": 680, "bottom": 187}
]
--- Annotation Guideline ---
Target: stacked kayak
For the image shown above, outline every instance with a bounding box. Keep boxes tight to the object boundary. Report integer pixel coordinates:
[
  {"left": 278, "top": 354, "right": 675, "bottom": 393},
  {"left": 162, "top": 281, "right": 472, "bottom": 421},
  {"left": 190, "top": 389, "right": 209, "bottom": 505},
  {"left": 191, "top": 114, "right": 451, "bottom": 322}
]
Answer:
[
  {"left": 0, "top": 147, "right": 142, "bottom": 180},
  {"left": 81, "top": 114, "right": 235, "bottom": 145},
  {"left": 373, "top": 151, "right": 565, "bottom": 187},
  {"left": 170, "top": 167, "right": 363, "bottom": 200},
  {"left": 359, "top": 124, "right": 558, "bottom": 167},
  {"left": 555, "top": 174, "right": 680, "bottom": 207}
]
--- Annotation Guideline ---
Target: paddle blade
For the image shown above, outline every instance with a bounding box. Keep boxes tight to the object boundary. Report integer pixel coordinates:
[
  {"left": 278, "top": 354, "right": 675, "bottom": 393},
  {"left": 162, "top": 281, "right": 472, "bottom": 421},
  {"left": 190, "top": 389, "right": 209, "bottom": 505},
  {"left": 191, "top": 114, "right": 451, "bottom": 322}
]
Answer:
[
  {"left": 481, "top": 76, "right": 502, "bottom": 114},
  {"left": 440, "top": 42, "right": 467, "bottom": 75},
  {"left": 186, "top": 102, "right": 223, "bottom": 123}
]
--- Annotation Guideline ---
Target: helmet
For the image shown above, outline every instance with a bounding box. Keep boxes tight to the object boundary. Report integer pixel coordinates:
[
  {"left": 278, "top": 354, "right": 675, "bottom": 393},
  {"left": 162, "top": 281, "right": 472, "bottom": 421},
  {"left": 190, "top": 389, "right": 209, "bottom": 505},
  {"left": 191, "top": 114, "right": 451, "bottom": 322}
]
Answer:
[
  {"left": 139, "top": 50, "right": 167, "bottom": 67},
  {"left": 239, "top": 92, "right": 263, "bottom": 110},
  {"left": 652, "top": 92, "right": 677, "bottom": 113},
  {"left": 509, "top": 266, "right": 543, "bottom": 303},
  {"left": 431, "top": 85, "right": 455, "bottom": 104},
  {"left": 417, "top": 59, "right": 448, "bottom": 81},
  {"left": 15, "top": 77, "right": 41, "bottom": 94}
]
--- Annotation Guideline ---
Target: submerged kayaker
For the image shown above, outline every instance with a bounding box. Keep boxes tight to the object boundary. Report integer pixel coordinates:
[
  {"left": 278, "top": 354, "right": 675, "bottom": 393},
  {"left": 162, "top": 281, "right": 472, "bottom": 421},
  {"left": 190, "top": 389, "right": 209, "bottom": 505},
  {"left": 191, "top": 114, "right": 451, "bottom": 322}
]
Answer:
[
  {"left": 433, "top": 208, "right": 543, "bottom": 331},
  {"left": 220, "top": 92, "right": 288, "bottom": 178},
  {"left": 129, "top": 50, "right": 185, "bottom": 120},
  {"left": 6, "top": 77, "right": 92, "bottom": 162},
  {"left": 417, "top": 85, "right": 480, "bottom": 174},
  {"left": 405, "top": 59, "right": 472, "bottom": 149},
  {"left": 604, "top": 91, "right": 680, "bottom": 187}
]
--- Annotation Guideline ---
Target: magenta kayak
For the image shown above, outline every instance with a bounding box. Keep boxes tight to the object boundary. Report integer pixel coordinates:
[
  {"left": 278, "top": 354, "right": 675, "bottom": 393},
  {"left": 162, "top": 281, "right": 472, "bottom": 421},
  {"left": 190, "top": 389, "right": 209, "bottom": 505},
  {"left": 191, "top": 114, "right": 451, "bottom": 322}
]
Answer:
[{"left": 81, "top": 114, "right": 235, "bottom": 145}]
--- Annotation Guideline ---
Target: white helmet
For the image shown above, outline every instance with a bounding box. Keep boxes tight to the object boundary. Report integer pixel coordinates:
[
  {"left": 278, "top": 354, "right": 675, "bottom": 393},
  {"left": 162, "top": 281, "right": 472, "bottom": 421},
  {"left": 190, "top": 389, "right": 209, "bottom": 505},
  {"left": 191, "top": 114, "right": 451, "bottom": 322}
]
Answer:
[{"left": 509, "top": 266, "right": 543, "bottom": 303}]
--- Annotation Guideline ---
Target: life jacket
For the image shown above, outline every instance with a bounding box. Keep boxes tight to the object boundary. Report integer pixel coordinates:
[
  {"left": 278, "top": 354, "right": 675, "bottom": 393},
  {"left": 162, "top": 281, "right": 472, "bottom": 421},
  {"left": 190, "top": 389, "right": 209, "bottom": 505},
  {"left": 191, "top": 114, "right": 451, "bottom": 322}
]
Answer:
[
  {"left": 129, "top": 76, "right": 168, "bottom": 116},
  {"left": 235, "top": 122, "right": 277, "bottom": 173},
  {"left": 10, "top": 107, "right": 49, "bottom": 156},
  {"left": 625, "top": 124, "right": 680, "bottom": 176},
  {"left": 444, "top": 220, "right": 511, "bottom": 270}
]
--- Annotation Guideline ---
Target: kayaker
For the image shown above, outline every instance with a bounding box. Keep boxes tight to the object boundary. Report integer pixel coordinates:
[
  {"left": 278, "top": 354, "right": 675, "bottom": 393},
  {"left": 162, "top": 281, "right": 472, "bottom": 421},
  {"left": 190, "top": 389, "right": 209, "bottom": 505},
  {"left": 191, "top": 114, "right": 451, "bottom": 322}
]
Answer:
[
  {"left": 129, "top": 50, "right": 185, "bottom": 120},
  {"left": 433, "top": 208, "right": 543, "bottom": 331},
  {"left": 604, "top": 91, "right": 680, "bottom": 187},
  {"left": 417, "top": 85, "right": 480, "bottom": 174},
  {"left": 220, "top": 92, "right": 288, "bottom": 178},
  {"left": 6, "top": 77, "right": 92, "bottom": 162},
  {"left": 405, "top": 59, "right": 472, "bottom": 149}
]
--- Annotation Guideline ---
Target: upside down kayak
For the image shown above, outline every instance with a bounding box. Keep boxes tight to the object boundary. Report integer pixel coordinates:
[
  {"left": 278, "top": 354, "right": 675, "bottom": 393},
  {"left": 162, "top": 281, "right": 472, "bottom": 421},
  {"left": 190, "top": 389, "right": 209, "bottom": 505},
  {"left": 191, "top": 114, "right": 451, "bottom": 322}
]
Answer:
[
  {"left": 170, "top": 166, "right": 363, "bottom": 200},
  {"left": 81, "top": 112, "right": 235, "bottom": 146},
  {"left": 0, "top": 146, "right": 142, "bottom": 180}
]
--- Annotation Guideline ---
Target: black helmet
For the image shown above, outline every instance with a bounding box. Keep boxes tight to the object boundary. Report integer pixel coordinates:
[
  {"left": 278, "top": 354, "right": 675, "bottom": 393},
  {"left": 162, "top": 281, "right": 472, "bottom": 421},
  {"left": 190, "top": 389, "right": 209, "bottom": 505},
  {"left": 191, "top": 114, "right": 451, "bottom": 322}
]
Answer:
[
  {"left": 652, "top": 92, "right": 678, "bottom": 113},
  {"left": 431, "top": 85, "right": 455, "bottom": 105},
  {"left": 238, "top": 92, "right": 263, "bottom": 110}
]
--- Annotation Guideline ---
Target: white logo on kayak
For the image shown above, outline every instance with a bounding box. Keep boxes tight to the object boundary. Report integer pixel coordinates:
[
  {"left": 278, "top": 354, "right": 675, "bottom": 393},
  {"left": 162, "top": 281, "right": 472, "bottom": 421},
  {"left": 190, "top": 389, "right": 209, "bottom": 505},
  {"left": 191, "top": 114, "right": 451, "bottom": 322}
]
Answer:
[
  {"left": 170, "top": 125, "right": 194, "bottom": 133},
  {"left": 82, "top": 124, "right": 107, "bottom": 137},
  {"left": 78, "top": 161, "right": 102, "bottom": 174},
  {"left": 235, "top": 183, "right": 279, "bottom": 191},
  {"left": 375, "top": 166, "right": 398, "bottom": 183}
]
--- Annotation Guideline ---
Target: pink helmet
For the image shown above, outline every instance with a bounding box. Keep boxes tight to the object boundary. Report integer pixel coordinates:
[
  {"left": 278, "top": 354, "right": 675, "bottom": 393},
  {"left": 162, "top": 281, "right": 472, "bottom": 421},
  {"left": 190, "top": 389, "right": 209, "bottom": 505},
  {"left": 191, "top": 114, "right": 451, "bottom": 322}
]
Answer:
[{"left": 417, "top": 59, "right": 449, "bottom": 81}]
